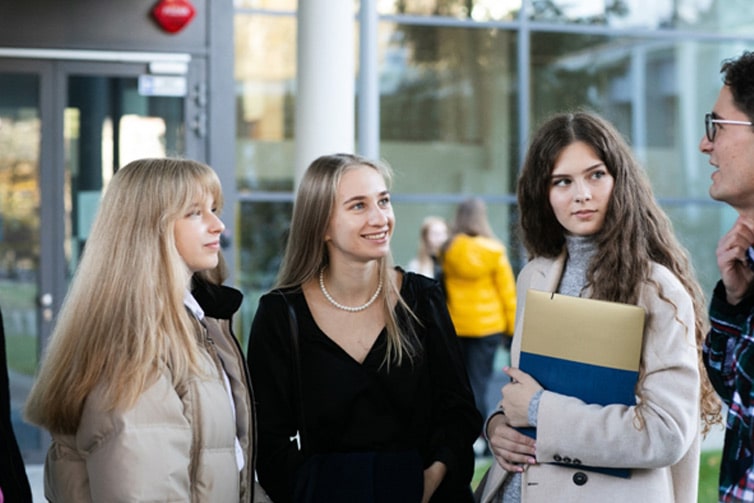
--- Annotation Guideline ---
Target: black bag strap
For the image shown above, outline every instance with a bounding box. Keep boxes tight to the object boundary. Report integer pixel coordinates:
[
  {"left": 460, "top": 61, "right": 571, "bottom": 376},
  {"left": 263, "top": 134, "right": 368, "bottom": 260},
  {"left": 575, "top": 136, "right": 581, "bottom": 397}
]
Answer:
[{"left": 281, "top": 292, "right": 308, "bottom": 456}]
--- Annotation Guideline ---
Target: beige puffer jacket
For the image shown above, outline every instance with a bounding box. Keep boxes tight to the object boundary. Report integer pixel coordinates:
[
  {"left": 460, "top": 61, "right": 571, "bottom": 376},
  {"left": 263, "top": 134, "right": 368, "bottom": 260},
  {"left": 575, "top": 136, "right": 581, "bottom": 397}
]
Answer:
[{"left": 43, "top": 286, "right": 258, "bottom": 502}]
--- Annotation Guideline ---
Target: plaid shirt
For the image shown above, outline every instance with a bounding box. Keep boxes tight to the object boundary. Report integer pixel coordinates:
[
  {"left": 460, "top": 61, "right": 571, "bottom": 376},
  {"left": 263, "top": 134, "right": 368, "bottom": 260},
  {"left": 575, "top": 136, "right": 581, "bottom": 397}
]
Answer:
[{"left": 704, "top": 281, "right": 754, "bottom": 502}]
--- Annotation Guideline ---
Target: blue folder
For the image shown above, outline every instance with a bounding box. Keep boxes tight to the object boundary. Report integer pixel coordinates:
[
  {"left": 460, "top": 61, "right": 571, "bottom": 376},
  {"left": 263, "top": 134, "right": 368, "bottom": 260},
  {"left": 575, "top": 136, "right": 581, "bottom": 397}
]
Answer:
[{"left": 517, "top": 289, "right": 646, "bottom": 478}]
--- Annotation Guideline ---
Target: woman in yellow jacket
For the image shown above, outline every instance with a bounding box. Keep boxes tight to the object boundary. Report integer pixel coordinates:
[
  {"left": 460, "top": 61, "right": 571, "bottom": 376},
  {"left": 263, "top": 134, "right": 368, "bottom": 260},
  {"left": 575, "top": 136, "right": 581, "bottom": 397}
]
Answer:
[{"left": 442, "top": 197, "right": 516, "bottom": 423}]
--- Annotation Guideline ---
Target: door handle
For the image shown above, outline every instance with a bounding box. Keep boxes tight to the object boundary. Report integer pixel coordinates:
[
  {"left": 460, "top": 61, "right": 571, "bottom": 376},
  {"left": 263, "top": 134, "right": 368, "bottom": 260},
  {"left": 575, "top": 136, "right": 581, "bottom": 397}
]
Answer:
[{"left": 38, "top": 293, "right": 54, "bottom": 322}]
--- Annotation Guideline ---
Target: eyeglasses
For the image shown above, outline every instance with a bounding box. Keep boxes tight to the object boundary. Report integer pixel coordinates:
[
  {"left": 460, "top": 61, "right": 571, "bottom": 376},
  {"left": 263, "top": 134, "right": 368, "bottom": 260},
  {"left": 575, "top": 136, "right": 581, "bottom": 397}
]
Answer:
[{"left": 705, "top": 112, "right": 753, "bottom": 142}]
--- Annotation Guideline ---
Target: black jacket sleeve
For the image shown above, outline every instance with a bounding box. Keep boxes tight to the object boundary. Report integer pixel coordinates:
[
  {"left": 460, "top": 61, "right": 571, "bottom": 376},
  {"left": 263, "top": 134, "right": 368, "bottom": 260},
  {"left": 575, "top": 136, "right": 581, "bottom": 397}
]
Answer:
[
  {"left": 406, "top": 274, "right": 482, "bottom": 502},
  {"left": 0, "top": 308, "right": 33, "bottom": 503}
]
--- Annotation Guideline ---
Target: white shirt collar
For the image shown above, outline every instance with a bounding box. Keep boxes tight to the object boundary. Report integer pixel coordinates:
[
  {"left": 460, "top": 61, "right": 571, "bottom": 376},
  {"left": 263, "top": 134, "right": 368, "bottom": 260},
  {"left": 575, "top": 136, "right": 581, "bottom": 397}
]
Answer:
[{"left": 184, "top": 290, "right": 205, "bottom": 321}]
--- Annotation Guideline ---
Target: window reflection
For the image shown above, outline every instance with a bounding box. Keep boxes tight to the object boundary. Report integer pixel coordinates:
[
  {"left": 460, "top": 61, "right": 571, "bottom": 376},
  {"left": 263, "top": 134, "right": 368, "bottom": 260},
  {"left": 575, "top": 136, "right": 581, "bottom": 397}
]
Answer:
[
  {"left": 237, "top": 200, "right": 292, "bottom": 342},
  {"left": 528, "top": 33, "right": 726, "bottom": 201},
  {"left": 528, "top": 0, "right": 738, "bottom": 31},
  {"left": 378, "top": 0, "right": 521, "bottom": 20},
  {"left": 380, "top": 23, "right": 518, "bottom": 196},
  {"left": 233, "top": 0, "right": 296, "bottom": 10},
  {"left": 235, "top": 14, "right": 297, "bottom": 191}
]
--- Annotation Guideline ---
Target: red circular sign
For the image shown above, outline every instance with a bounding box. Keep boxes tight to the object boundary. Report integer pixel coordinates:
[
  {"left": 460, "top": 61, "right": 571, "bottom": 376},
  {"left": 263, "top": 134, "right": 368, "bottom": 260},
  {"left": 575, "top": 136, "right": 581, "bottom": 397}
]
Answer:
[{"left": 152, "top": 0, "right": 196, "bottom": 34}]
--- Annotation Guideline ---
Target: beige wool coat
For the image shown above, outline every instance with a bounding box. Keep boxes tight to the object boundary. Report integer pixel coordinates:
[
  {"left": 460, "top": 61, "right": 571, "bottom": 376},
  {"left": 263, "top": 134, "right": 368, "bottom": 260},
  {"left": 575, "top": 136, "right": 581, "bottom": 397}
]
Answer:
[
  {"left": 43, "top": 313, "right": 257, "bottom": 502},
  {"left": 479, "top": 252, "right": 701, "bottom": 503}
]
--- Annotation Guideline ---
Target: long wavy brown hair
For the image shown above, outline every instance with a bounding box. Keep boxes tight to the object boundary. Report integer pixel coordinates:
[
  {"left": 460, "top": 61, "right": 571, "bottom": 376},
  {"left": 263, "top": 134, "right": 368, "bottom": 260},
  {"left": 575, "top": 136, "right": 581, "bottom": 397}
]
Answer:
[{"left": 517, "top": 111, "right": 721, "bottom": 433}]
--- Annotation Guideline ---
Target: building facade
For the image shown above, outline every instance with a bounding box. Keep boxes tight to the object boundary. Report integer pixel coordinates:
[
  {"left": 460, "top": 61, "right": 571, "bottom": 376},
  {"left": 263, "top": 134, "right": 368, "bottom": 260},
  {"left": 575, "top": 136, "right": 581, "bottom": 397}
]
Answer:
[
  {"left": 234, "top": 0, "right": 754, "bottom": 341},
  {"left": 1, "top": 0, "right": 753, "bottom": 462}
]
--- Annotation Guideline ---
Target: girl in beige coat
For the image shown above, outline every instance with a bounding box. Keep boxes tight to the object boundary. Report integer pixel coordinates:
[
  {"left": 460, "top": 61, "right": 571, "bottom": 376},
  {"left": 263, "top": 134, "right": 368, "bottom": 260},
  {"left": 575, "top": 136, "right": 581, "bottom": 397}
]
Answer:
[
  {"left": 479, "top": 112, "right": 721, "bottom": 502},
  {"left": 25, "top": 158, "right": 263, "bottom": 502}
]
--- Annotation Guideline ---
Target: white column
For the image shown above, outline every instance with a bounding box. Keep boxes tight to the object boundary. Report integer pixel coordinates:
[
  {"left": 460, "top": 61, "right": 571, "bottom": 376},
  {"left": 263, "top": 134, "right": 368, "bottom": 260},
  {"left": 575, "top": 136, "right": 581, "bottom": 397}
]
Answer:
[{"left": 295, "top": 0, "right": 355, "bottom": 185}]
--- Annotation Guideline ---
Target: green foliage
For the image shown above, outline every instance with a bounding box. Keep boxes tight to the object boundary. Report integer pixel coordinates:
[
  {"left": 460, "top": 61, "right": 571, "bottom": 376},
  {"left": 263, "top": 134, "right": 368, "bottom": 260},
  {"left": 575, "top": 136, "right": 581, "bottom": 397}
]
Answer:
[
  {"left": 5, "top": 333, "right": 37, "bottom": 376},
  {"left": 699, "top": 450, "right": 721, "bottom": 503},
  {"left": 472, "top": 458, "right": 492, "bottom": 490}
]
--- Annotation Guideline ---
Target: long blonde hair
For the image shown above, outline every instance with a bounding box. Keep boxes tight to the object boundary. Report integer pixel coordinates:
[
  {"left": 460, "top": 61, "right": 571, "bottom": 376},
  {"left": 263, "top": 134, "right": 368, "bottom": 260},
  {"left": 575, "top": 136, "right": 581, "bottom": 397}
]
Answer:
[
  {"left": 25, "top": 158, "right": 224, "bottom": 435},
  {"left": 276, "top": 153, "right": 418, "bottom": 367}
]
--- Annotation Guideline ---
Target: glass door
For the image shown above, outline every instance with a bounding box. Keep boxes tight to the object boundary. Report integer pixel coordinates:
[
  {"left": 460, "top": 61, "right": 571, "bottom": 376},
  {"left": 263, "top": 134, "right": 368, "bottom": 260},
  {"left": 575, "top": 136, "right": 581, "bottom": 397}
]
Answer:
[
  {"left": 0, "top": 55, "right": 199, "bottom": 463},
  {"left": 0, "top": 62, "right": 50, "bottom": 462},
  {"left": 63, "top": 65, "right": 189, "bottom": 272}
]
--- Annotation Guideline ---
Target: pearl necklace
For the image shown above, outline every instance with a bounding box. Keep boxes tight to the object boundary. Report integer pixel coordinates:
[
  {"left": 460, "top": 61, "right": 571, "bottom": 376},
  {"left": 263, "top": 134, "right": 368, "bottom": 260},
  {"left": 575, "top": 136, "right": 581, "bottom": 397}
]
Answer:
[{"left": 318, "top": 268, "right": 383, "bottom": 312}]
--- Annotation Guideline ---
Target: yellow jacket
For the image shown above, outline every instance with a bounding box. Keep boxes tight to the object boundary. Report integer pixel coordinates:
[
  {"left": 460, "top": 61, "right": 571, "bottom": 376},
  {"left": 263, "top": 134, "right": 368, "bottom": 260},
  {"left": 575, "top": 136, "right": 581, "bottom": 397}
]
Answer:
[{"left": 441, "top": 234, "right": 516, "bottom": 337}]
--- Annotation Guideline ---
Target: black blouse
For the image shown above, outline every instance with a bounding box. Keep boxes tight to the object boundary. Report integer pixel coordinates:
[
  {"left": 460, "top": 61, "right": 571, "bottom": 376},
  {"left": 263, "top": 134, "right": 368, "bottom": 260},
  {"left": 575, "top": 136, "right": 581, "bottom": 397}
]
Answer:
[{"left": 247, "top": 270, "right": 481, "bottom": 502}]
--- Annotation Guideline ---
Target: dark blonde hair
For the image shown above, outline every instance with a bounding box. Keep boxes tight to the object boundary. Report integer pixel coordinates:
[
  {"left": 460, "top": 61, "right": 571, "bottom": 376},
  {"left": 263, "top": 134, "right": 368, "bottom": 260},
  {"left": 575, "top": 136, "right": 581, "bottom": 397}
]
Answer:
[
  {"left": 451, "top": 197, "right": 495, "bottom": 238},
  {"left": 276, "top": 153, "right": 418, "bottom": 366},
  {"left": 26, "top": 158, "right": 223, "bottom": 434},
  {"left": 518, "top": 111, "right": 721, "bottom": 432}
]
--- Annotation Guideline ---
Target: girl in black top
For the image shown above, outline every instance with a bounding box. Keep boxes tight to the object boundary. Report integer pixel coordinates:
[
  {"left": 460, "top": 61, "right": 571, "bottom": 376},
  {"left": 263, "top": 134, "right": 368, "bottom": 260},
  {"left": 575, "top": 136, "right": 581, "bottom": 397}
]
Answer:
[{"left": 248, "top": 153, "right": 481, "bottom": 503}]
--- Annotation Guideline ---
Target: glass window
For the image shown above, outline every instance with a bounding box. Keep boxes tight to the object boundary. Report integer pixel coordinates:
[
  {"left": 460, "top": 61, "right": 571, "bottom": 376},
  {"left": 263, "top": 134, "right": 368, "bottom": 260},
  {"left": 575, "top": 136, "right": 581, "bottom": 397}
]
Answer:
[
  {"left": 235, "top": 14, "right": 297, "bottom": 192},
  {"left": 528, "top": 0, "right": 754, "bottom": 32},
  {"left": 379, "top": 23, "right": 519, "bottom": 196},
  {"left": 237, "top": 199, "right": 292, "bottom": 342},
  {"left": 378, "top": 0, "right": 521, "bottom": 20},
  {"left": 233, "top": 0, "right": 296, "bottom": 10},
  {"left": 529, "top": 33, "right": 720, "bottom": 200}
]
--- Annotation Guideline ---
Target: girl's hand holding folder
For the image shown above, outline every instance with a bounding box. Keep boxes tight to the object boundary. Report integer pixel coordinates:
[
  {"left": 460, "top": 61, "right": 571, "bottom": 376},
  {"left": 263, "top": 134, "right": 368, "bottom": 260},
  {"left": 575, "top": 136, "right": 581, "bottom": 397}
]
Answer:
[{"left": 501, "top": 367, "right": 543, "bottom": 427}]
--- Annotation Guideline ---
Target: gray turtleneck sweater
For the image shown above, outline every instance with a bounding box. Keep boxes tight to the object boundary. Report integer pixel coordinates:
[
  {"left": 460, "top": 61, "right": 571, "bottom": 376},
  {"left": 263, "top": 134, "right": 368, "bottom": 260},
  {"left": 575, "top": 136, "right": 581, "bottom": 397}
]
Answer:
[{"left": 495, "top": 234, "right": 597, "bottom": 502}]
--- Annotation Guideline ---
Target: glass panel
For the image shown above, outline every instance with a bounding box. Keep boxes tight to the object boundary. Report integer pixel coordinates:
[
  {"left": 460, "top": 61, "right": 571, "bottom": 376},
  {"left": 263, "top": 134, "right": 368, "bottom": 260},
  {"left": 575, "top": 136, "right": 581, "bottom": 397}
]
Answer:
[
  {"left": 379, "top": 0, "right": 521, "bottom": 20},
  {"left": 0, "top": 73, "right": 41, "bottom": 457},
  {"left": 529, "top": 0, "right": 754, "bottom": 31},
  {"left": 380, "top": 23, "right": 519, "bottom": 196},
  {"left": 529, "top": 35, "right": 746, "bottom": 198},
  {"left": 688, "top": 0, "right": 754, "bottom": 34},
  {"left": 65, "top": 75, "right": 184, "bottom": 273},
  {"left": 235, "top": 14, "right": 297, "bottom": 192},
  {"left": 664, "top": 202, "right": 727, "bottom": 296},
  {"left": 237, "top": 200, "right": 292, "bottom": 342},
  {"left": 233, "top": 0, "right": 297, "bottom": 9}
]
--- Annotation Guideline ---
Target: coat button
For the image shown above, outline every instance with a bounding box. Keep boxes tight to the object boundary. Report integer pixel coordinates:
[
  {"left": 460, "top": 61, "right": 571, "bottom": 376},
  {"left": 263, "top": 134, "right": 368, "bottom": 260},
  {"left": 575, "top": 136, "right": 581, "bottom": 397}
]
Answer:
[
  {"left": 572, "top": 472, "right": 588, "bottom": 486},
  {"left": 563, "top": 457, "right": 572, "bottom": 464},
  {"left": 573, "top": 458, "right": 581, "bottom": 465},
  {"left": 553, "top": 454, "right": 562, "bottom": 462}
]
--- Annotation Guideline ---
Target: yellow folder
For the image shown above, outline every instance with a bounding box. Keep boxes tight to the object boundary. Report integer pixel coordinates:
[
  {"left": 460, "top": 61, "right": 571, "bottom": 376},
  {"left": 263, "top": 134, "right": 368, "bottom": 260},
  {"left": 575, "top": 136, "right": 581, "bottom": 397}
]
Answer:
[
  {"left": 521, "top": 289, "right": 646, "bottom": 373},
  {"left": 519, "top": 289, "right": 646, "bottom": 478}
]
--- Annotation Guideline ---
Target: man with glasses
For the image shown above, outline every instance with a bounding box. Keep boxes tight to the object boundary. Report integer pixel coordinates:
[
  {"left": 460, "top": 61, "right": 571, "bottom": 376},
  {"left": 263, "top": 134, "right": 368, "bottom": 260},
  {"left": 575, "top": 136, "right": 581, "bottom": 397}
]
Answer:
[{"left": 701, "top": 50, "right": 754, "bottom": 503}]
